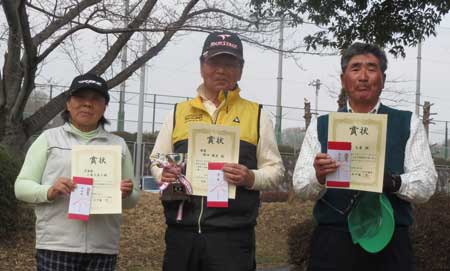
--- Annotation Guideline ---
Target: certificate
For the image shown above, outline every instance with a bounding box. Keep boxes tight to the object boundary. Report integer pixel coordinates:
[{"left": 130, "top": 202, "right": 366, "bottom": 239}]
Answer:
[
  {"left": 328, "top": 112, "right": 387, "bottom": 193},
  {"left": 186, "top": 123, "right": 240, "bottom": 198},
  {"left": 72, "top": 145, "right": 122, "bottom": 214}
]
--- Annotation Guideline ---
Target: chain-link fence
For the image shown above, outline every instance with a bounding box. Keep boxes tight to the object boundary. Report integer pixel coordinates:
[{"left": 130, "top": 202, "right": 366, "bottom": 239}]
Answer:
[
  {"left": 436, "top": 165, "right": 450, "bottom": 194},
  {"left": 26, "top": 84, "right": 450, "bottom": 149},
  {"left": 129, "top": 141, "right": 297, "bottom": 191}
]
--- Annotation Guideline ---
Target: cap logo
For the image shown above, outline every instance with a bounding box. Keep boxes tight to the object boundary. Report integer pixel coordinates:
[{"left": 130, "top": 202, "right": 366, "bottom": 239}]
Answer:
[
  {"left": 78, "top": 79, "right": 102, "bottom": 86},
  {"left": 209, "top": 41, "right": 238, "bottom": 49},
  {"left": 218, "top": 34, "right": 231, "bottom": 40}
]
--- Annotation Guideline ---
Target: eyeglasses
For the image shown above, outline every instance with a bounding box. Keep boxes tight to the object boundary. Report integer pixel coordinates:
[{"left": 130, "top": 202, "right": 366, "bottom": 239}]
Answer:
[{"left": 320, "top": 191, "right": 361, "bottom": 216}]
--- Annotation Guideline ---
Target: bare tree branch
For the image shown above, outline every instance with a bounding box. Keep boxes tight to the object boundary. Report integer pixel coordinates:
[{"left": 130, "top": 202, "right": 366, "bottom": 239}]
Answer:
[
  {"left": 37, "top": 24, "right": 85, "bottom": 62},
  {"left": 89, "top": 0, "right": 159, "bottom": 75},
  {"left": 3, "top": 0, "right": 329, "bottom": 149},
  {"left": 31, "top": 0, "right": 101, "bottom": 46},
  {"left": 26, "top": 1, "right": 65, "bottom": 20},
  {"left": 60, "top": 33, "right": 84, "bottom": 73},
  {"left": 0, "top": 26, "right": 8, "bottom": 41},
  {"left": 51, "top": 0, "right": 59, "bottom": 24},
  {"left": 35, "top": 2, "right": 104, "bottom": 63},
  {"left": 242, "top": 35, "right": 338, "bottom": 55},
  {"left": 106, "top": 0, "right": 200, "bottom": 87},
  {"left": 188, "top": 7, "right": 255, "bottom": 24},
  {"left": 23, "top": 90, "right": 68, "bottom": 136},
  {"left": 32, "top": 6, "right": 331, "bottom": 58}
]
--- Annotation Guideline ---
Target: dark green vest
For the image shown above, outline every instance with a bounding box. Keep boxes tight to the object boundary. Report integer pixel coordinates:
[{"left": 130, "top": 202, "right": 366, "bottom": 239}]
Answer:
[{"left": 314, "top": 104, "right": 413, "bottom": 226}]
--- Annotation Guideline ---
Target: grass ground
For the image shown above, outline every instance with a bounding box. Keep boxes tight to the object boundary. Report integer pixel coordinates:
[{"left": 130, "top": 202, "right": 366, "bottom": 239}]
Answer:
[{"left": 0, "top": 193, "right": 313, "bottom": 270}]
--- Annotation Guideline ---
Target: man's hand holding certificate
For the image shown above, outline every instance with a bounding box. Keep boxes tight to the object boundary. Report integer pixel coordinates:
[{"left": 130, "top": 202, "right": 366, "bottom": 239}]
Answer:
[
  {"left": 326, "top": 142, "right": 352, "bottom": 188},
  {"left": 327, "top": 112, "right": 387, "bottom": 193}
]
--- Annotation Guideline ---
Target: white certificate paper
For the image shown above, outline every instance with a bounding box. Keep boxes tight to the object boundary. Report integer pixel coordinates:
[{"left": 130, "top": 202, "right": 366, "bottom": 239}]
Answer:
[
  {"left": 186, "top": 123, "right": 240, "bottom": 198},
  {"left": 207, "top": 162, "right": 228, "bottom": 208},
  {"left": 328, "top": 112, "right": 387, "bottom": 193},
  {"left": 72, "top": 145, "right": 122, "bottom": 214},
  {"left": 68, "top": 177, "right": 93, "bottom": 221}
]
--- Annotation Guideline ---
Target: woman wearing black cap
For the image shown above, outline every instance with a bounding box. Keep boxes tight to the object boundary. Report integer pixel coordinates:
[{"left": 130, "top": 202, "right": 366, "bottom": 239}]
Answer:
[{"left": 15, "top": 73, "right": 140, "bottom": 271}]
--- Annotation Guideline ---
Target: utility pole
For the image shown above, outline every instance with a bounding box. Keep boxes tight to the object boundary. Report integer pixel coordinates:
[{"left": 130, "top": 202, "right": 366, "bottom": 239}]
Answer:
[
  {"left": 135, "top": 31, "right": 147, "bottom": 182},
  {"left": 117, "top": 0, "right": 130, "bottom": 131},
  {"left": 309, "top": 79, "right": 321, "bottom": 115},
  {"left": 275, "top": 16, "right": 284, "bottom": 144},
  {"left": 49, "top": 84, "right": 53, "bottom": 100},
  {"left": 304, "top": 98, "right": 312, "bottom": 129},
  {"left": 422, "top": 101, "right": 431, "bottom": 137},
  {"left": 152, "top": 94, "right": 156, "bottom": 134},
  {"left": 445, "top": 121, "right": 448, "bottom": 160},
  {"left": 415, "top": 41, "right": 422, "bottom": 116}
]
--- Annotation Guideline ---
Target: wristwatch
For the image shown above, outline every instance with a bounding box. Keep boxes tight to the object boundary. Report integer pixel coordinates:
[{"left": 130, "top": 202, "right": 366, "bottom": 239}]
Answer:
[{"left": 391, "top": 174, "right": 402, "bottom": 192}]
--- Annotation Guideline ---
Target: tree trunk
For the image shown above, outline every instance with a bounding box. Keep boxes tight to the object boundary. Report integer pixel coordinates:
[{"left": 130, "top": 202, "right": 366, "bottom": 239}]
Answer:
[{"left": 0, "top": 118, "right": 28, "bottom": 155}]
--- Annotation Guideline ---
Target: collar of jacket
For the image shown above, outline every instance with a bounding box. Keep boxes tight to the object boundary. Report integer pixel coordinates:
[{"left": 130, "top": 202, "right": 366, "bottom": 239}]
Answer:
[
  {"left": 190, "top": 85, "right": 241, "bottom": 110},
  {"left": 343, "top": 100, "right": 381, "bottom": 114},
  {"left": 62, "top": 122, "right": 109, "bottom": 140}
]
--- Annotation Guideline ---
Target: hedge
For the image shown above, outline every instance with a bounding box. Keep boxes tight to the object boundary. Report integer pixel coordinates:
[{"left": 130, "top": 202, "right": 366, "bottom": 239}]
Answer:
[
  {"left": 0, "top": 145, "right": 21, "bottom": 237},
  {"left": 288, "top": 193, "right": 450, "bottom": 271}
]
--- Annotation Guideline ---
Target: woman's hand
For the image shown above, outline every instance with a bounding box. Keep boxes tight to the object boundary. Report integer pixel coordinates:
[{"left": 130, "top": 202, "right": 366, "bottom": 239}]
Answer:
[
  {"left": 121, "top": 178, "right": 134, "bottom": 199},
  {"left": 47, "top": 177, "right": 76, "bottom": 201}
]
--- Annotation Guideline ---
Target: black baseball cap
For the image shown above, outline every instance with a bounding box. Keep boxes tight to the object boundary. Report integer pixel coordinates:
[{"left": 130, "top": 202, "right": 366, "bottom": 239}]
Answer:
[
  {"left": 201, "top": 31, "right": 244, "bottom": 61},
  {"left": 69, "top": 73, "right": 109, "bottom": 103}
]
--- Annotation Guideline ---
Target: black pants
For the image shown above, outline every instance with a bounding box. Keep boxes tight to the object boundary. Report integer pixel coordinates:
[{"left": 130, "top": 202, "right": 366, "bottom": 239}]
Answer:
[
  {"left": 163, "top": 226, "right": 256, "bottom": 271},
  {"left": 308, "top": 225, "right": 415, "bottom": 271}
]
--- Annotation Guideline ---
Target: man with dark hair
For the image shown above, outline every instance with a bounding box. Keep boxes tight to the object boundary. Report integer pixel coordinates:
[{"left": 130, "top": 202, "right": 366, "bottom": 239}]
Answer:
[
  {"left": 151, "top": 31, "right": 284, "bottom": 271},
  {"left": 293, "top": 42, "right": 437, "bottom": 271}
]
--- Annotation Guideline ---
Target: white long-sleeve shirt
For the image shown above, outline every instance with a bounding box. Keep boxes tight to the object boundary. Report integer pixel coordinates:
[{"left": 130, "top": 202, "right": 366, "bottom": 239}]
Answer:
[{"left": 293, "top": 104, "right": 437, "bottom": 204}]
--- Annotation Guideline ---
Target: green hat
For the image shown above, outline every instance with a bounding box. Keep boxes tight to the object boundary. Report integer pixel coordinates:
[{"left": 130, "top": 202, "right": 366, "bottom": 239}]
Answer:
[{"left": 347, "top": 192, "right": 394, "bottom": 253}]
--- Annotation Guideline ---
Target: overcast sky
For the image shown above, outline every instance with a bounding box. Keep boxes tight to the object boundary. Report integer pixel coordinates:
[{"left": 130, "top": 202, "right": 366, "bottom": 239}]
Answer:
[
  {"left": 19, "top": 12, "right": 450, "bottom": 145},
  {"left": 112, "top": 14, "right": 450, "bottom": 145}
]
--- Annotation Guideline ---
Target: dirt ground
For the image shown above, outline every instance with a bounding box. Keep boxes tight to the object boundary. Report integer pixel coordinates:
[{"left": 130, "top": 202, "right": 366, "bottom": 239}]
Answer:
[
  {"left": 4, "top": 193, "right": 450, "bottom": 271},
  {"left": 411, "top": 193, "right": 450, "bottom": 271},
  {"left": 287, "top": 193, "right": 450, "bottom": 271},
  {"left": 0, "top": 193, "right": 312, "bottom": 271}
]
